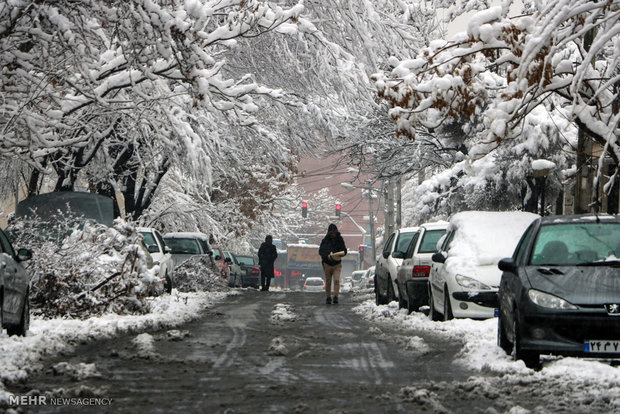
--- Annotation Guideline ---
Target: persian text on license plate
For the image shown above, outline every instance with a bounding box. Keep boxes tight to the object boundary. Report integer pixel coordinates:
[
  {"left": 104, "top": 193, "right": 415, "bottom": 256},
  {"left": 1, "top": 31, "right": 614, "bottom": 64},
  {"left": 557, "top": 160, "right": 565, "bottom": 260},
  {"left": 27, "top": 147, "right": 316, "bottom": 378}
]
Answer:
[{"left": 584, "top": 340, "right": 620, "bottom": 353}]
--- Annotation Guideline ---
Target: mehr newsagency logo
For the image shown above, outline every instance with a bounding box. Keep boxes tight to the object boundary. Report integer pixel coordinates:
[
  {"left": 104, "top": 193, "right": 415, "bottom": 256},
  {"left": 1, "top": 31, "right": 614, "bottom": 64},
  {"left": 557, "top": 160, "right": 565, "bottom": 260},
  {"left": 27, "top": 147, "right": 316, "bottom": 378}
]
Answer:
[{"left": 8, "top": 395, "right": 113, "bottom": 407}]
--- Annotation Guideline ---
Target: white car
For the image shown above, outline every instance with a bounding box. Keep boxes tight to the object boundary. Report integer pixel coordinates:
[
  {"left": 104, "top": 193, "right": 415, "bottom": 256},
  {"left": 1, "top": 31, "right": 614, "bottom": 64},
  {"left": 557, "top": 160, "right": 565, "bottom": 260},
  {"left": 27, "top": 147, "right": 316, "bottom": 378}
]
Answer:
[
  {"left": 303, "top": 277, "right": 325, "bottom": 292},
  {"left": 396, "top": 221, "right": 448, "bottom": 313},
  {"left": 375, "top": 227, "right": 419, "bottom": 305},
  {"left": 138, "top": 227, "right": 175, "bottom": 293},
  {"left": 350, "top": 270, "right": 366, "bottom": 289},
  {"left": 364, "top": 266, "right": 376, "bottom": 289},
  {"left": 428, "top": 211, "right": 538, "bottom": 320}
]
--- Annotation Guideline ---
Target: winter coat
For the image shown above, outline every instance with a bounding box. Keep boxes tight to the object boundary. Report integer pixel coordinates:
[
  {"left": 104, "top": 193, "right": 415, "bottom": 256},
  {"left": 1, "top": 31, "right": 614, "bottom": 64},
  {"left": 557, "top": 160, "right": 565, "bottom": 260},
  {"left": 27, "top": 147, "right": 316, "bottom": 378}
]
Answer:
[
  {"left": 319, "top": 231, "right": 347, "bottom": 266},
  {"left": 258, "top": 242, "right": 278, "bottom": 278}
]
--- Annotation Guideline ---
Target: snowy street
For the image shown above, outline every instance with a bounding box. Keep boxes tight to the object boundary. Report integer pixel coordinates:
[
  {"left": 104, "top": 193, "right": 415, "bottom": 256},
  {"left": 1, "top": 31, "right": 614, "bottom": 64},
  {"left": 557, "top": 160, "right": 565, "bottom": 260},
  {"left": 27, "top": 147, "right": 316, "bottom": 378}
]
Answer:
[{"left": 3, "top": 289, "right": 619, "bottom": 413}]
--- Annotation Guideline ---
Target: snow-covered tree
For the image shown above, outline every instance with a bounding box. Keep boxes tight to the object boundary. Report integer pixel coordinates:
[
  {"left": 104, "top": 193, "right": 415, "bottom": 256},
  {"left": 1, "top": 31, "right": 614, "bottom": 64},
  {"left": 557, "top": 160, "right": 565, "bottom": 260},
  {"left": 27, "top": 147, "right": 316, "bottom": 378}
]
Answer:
[{"left": 374, "top": 0, "right": 618, "bottom": 220}]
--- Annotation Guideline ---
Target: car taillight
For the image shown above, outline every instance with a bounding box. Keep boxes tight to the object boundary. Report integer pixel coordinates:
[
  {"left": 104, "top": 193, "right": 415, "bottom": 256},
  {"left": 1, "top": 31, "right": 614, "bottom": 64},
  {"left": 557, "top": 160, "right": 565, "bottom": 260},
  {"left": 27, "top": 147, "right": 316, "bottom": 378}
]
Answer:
[
  {"left": 412, "top": 265, "right": 431, "bottom": 278},
  {"left": 251, "top": 267, "right": 260, "bottom": 275}
]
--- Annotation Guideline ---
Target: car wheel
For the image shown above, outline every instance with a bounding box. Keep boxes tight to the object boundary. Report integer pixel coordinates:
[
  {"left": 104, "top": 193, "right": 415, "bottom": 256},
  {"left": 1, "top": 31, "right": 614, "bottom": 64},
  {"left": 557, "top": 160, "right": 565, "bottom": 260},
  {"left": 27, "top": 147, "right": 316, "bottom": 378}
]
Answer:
[
  {"left": 511, "top": 309, "right": 540, "bottom": 369},
  {"left": 497, "top": 309, "right": 511, "bottom": 354},
  {"left": 164, "top": 274, "right": 173, "bottom": 294},
  {"left": 7, "top": 296, "right": 29, "bottom": 337},
  {"left": 387, "top": 278, "right": 397, "bottom": 303},
  {"left": 397, "top": 282, "right": 407, "bottom": 309},
  {"left": 375, "top": 279, "right": 387, "bottom": 306},
  {"left": 443, "top": 289, "right": 454, "bottom": 321},
  {"left": 428, "top": 287, "right": 441, "bottom": 321}
]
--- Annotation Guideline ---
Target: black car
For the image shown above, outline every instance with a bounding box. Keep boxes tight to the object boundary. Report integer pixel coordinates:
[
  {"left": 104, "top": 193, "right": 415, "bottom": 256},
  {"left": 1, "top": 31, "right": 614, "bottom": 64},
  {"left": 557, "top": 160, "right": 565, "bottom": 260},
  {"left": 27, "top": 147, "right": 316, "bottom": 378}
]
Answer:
[
  {"left": 497, "top": 214, "right": 620, "bottom": 368},
  {"left": 234, "top": 255, "right": 260, "bottom": 288}
]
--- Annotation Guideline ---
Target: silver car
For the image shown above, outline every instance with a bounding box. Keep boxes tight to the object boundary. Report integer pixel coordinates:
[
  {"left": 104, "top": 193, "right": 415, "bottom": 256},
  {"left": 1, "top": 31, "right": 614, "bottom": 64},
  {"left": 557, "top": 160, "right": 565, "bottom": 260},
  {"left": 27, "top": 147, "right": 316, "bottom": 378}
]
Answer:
[
  {"left": 0, "top": 228, "right": 33, "bottom": 336},
  {"left": 303, "top": 277, "right": 325, "bottom": 292}
]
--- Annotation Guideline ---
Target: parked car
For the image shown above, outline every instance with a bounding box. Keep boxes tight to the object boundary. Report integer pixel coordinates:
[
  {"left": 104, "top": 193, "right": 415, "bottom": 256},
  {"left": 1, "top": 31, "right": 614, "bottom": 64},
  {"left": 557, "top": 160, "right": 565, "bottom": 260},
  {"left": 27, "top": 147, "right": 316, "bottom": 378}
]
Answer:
[
  {"left": 303, "top": 277, "right": 325, "bottom": 293},
  {"left": 0, "top": 228, "right": 33, "bottom": 336},
  {"left": 497, "top": 214, "right": 620, "bottom": 368},
  {"left": 365, "top": 266, "right": 376, "bottom": 289},
  {"left": 223, "top": 251, "right": 242, "bottom": 288},
  {"left": 211, "top": 246, "right": 231, "bottom": 279},
  {"left": 138, "top": 227, "right": 175, "bottom": 293},
  {"left": 428, "top": 211, "right": 538, "bottom": 321},
  {"left": 375, "top": 227, "right": 419, "bottom": 305},
  {"left": 234, "top": 254, "right": 261, "bottom": 288},
  {"left": 163, "top": 232, "right": 213, "bottom": 270},
  {"left": 350, "top": 270, "right": 366, "bottom": 289},
  {"left": 397, "top": 221, "right": 448, "bottom": 313}
]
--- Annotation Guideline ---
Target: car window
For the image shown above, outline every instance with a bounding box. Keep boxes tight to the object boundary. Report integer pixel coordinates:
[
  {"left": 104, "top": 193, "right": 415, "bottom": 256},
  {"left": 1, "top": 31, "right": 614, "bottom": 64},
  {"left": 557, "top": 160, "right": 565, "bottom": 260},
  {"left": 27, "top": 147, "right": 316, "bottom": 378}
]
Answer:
[
  {"left": 382, "top": 233, "right": 395, "bottom": 257},
  {"left": 442, "top": 230, "right": 456, "bottom": 252},
  {"left": 140, "top": 232, "right": 160, "bottom": 252},
  {"left": 164, "top": 238, "right": 201, "bottom": 254},
  {"left": 530, "top": 222, "right": 620, "bottom": 265},
  {"left": 306, "top": 278, "right": 323, "bottom": 286},
  {"left": 514, "top": 222, "right": 537, "bottom": 264},
  {"left": 0, "top": 229, "right": 15, "bottom": 256},
  {"left": 418, "top": 229, "right": 446, "bottom": 253},
  {"left": 236, "top": 256, "right": 255, "bottom": 266},
  {"left": 404, "top": 232, "right": 420, "bottom": 259},
  {"left": 395, "top": 231, "right": 416, "bottom": 255}
]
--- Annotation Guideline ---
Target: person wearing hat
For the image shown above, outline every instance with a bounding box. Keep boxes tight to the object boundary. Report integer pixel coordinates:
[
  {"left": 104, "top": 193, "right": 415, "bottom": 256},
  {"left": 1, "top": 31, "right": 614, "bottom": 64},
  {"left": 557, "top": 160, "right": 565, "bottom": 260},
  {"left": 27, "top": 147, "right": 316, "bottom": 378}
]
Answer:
[{"left": 318, "top": 223, "right": 347, "bottom": 304}]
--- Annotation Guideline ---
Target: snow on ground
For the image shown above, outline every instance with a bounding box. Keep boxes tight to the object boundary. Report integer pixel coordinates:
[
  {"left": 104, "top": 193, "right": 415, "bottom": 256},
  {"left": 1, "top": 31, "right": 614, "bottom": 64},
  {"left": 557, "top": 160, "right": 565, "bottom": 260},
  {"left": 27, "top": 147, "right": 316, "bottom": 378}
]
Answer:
[
  {"left": 0, "top": 290, "right": 228, "bottom": 404},
  {"left": 271, "top": 303, "right": 297, "bottom": 322},
  {"left": 355, "top": 299, "right": 620, "bottom": 409}
]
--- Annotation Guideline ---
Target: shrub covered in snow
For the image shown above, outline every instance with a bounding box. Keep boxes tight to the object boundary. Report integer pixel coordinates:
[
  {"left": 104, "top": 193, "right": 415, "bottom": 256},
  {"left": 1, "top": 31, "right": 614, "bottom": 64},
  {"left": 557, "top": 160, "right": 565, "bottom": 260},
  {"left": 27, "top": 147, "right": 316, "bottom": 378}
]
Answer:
[
  {"left": 172, "top": 256, "right": 229, "bottom": 293},
  {"left": 9, "top": 217, "right": 162, "bottom": 318}
]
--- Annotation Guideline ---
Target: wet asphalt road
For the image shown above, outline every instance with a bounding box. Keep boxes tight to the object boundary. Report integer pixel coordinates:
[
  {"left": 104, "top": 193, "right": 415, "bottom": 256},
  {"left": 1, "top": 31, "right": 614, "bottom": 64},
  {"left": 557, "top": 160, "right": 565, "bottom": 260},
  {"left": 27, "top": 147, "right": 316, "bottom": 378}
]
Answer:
[{"left": 7, "top": 290, "right": 619, "bottom": 413}]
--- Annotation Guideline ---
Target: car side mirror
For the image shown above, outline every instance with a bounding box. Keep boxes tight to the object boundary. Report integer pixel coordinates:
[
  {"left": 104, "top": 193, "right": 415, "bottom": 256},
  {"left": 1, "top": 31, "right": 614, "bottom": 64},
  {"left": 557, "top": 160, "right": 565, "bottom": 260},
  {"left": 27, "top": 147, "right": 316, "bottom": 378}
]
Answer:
[
  {"left": 17, "top": 248, "right": 32, "bottom": 262},
  {"left": 147, "top": 245, "right": 159, "bottom": 254},
  {"left": 498, "top": 258, "right": 517, "bottom": 273},
  {"left": 164, "top": 246, "right": 172, "bottom": 254},
  {"left": 431, "top": 252, "right": 446, "bottom": 264},
  {"left": 215, "top": 255, "right": 221, "bottom": 260},
  {"left": 225, "top": 258, "right": 232, "bottom": 264},
  {"left": 382, "top": 251, "right": 390, "bottom": 259}
]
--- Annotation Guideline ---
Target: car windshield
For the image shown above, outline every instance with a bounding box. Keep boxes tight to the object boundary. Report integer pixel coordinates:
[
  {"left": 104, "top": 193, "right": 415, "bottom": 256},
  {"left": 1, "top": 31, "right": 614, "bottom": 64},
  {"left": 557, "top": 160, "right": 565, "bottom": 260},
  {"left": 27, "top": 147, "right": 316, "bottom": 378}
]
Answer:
[
  {"left": 164, "top": 238, "right": 201, "bottom": 254},
  {"left": 530, "top": 222, "right": 620, "bottom": 266},
  {"left": 140, "top": 232, "right": 159, "bottom": 252},
  {"left": 306, "top": 279, "right": 323, "bottom": 286},
  {"left": 418, "top": 229, "right": 446, "bottom": 253},
  {"left": 236, "top": 256, "right": 254, "bottom": 265}
]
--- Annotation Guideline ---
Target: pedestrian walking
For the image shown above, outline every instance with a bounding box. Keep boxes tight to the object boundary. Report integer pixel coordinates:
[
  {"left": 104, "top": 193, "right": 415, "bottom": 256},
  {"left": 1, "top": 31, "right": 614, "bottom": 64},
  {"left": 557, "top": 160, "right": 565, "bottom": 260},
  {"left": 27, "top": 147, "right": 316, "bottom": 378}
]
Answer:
[
  {"left": 257, "top": 235, "right": 278, "bottom": 291},
  {"left": 318, "top": 223, "right": 347, "bottom": 304}
]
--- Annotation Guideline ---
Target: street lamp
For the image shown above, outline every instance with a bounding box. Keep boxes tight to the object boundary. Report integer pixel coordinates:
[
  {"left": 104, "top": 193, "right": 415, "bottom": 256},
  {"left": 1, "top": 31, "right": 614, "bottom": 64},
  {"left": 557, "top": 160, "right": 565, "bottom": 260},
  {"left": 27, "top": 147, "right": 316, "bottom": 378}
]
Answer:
[{"left": 341, "top": 182, "right": 379, "bottom": 264}]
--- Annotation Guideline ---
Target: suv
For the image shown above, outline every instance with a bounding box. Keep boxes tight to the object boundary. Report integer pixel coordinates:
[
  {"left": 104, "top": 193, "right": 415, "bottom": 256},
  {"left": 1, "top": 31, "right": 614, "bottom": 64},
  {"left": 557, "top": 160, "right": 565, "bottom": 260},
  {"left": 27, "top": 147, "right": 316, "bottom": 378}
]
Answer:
[
  {"left": 0, "top": 228, "right": 33, "bottom": 336},
  {"left": 234, "top": 255, "right": 260, "bottom": 288},
  {"left": 375, "top": 227, "right": 419, "bottom": 305},
  {"left": 396, "top": 221, "right": 448, "bottom": 313},
  {"left": 138, "top": 227, "right": 175, "bottom": 293}
]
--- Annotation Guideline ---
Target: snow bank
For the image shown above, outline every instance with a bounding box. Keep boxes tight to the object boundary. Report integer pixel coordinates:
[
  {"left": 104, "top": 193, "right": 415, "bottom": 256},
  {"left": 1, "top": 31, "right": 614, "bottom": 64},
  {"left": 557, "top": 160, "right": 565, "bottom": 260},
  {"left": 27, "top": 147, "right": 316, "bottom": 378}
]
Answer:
[{"left": 0, "top": 290, "right": 228, "bottom": 402}]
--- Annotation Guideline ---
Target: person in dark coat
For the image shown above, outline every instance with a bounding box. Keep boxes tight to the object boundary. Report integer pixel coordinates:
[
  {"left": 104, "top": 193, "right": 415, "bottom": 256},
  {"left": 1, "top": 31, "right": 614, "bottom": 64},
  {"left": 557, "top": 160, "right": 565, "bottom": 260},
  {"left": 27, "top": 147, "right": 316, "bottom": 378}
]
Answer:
[
  {"left": 318, "top": 223, "right": 347, "bottom": 304},
  {"left": 257, "top": 235, "right": 278, "bottom": 291}
]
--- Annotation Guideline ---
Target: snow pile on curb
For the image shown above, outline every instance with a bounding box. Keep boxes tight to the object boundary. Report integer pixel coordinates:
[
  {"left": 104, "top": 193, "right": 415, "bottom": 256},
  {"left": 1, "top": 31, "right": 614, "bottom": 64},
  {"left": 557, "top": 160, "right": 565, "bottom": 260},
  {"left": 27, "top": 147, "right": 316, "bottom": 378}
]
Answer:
[{"left": 0, "top": 290, "right": 227, "bottom": 404}]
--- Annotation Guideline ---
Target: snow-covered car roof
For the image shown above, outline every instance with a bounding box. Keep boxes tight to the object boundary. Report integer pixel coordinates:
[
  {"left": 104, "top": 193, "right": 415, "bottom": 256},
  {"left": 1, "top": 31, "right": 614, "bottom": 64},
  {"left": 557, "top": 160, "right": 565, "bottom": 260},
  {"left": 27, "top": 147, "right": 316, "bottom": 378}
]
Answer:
[
  {"left": 447, "top": 211, "right": 538, "bottom": 266},
  {"left": 163, "top": 232, "right": 210, "bottom": 240},
  {"left": 420, "top": 220, "right": 449, "bottom": 230},
  {"left": 398, "top": 226, "right": 419, "bottom": 234}
]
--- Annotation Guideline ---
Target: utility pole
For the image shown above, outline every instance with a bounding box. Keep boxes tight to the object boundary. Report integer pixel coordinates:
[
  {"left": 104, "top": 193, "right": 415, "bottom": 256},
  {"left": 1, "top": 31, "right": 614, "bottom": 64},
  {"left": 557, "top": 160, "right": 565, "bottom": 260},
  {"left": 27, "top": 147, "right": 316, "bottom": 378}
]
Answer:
[
  {"left": 395, "top": 178, "right": 402, "bottom": 230},
  {"left": 385, "top": 178, "right": 395, "bottom": 236},
  {"left": 575, "top": 24, "right": 596, "bottom": 214}
]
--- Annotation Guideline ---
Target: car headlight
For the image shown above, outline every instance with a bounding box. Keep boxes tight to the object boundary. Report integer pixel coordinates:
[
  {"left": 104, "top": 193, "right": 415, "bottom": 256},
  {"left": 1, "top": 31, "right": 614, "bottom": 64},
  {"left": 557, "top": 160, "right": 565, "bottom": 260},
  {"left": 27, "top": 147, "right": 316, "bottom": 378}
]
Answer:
[
  {"left": 528, "top": 289, "right": 578, "bottom": 310},
  {"left": 455, "top": 274, "right": 491, "bottom": 290}
]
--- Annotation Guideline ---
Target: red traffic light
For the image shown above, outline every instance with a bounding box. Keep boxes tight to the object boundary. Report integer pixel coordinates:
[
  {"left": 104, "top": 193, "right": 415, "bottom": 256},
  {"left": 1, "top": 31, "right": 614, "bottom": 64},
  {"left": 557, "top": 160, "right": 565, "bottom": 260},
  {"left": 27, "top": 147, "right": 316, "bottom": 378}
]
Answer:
[
  {"left": 301, "top": 201, "right": 308, "bottom": 218},
  {"left": 302, "top": 202, "right": 308, "bottom": 208},
  {"left": 335, "top": 203, "right": 341, "bottom": 217}
]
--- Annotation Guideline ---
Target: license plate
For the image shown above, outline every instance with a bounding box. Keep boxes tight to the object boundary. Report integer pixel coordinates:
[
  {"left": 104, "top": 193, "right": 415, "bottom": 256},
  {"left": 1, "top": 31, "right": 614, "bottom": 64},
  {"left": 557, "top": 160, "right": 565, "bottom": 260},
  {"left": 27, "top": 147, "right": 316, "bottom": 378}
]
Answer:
[{"left": 584, "top": 340, "right": 620, "bottom": 353}]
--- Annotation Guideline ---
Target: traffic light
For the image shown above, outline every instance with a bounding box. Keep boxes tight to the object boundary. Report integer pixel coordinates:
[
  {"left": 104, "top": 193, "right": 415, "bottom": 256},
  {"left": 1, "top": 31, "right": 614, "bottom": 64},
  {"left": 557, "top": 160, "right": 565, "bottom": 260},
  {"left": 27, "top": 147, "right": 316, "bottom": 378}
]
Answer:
[
  {"left": 359, "top": 245, "right": 365, "bottom": 266},
  {"left": 335, "top": 203, "right": 341, "bottom": 217},
  {"left": 301, "top": 201, "right": 308, "bottom": 218}
]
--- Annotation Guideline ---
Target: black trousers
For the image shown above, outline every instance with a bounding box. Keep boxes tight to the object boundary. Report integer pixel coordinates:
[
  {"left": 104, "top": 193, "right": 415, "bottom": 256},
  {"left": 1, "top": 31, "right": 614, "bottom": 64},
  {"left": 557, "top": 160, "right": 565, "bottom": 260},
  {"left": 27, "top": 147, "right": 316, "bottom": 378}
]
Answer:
[{"left": 260, "top": 266, "right": 273, "bottom": 290}]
